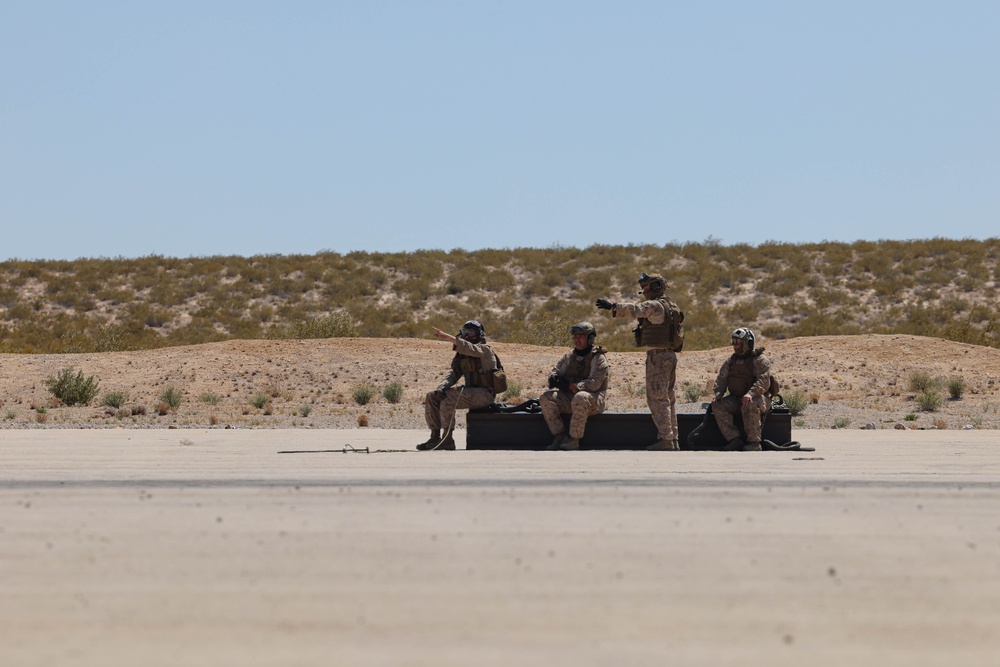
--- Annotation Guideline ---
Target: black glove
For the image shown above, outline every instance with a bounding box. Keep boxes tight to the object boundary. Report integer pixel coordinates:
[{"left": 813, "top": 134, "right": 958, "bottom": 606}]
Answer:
[
  {"left": 595, "top": 298, "right": 615, "bottom": 311},
  {"left": 548, "top": 374, "right": 570, "bottom": 391}
]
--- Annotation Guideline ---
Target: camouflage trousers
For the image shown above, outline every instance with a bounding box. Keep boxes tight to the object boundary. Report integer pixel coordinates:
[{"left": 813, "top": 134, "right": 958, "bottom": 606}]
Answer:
[
  {"left": 713, "top": 395, "right": 769, "bottom": 444},
  {"left": 539, "top": 389, "right": 605, "bottom": 440},
  {"left": 424, "top": 387, "right": 495, "bottom": 431},
  {"left": 646, "top": 348, "right": 678, "bottom": 441}
]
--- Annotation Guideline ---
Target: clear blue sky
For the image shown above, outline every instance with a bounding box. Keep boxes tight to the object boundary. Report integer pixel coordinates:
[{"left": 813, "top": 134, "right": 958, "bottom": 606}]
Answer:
[{"left": 2, "top": 1, "right": 997, "bottom": 261}]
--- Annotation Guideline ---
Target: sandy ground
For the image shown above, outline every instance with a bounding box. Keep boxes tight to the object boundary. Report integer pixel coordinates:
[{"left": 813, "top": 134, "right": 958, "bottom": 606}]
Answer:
[
  {"left": 4, "top": 334, "right": 1000, "bottom": 431},
  {"left": 3, "top": 428, "right": 999, "bottom": 666}
]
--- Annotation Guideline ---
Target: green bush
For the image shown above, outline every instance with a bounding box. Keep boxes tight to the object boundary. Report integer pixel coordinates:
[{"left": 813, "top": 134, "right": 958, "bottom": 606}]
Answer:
[
  {"left": 782, "top": 389, "right": 809, "bottom": 416},
  {"left": 199, "top": 392, "right": 221, "bottom": 405},
  {"left": 908, "top": 370, "right": 937, "bottom": 393},
  {"left": 947, "top": 376, "right": 966, "bottom": 400},
  {"left": 44, "top": 368, "right": 100, "bottom": 406},
  {"left": 250, "top": 393, "right": 270, "bottom": 409},
  {"left": 501, "top": 382, "right": 522, "bottom": 402},
  {"left": 382, "top": 381, "right": 404, "bottom": 404},
  {"left": 916, "top": 390, "right": 943, "bottom": 412},
  {"left": 101, "top": 391, "right": 127, "bottom": 409},
  {"left": 267, "top": 312, "right": 357, "bottom": 339},
  {"left": 159, "top": 385, "right": 183, "bottom": 410},
  {"left": 682, "top": 384, "right": 702, "bottom": 403},
  {"left": 352, "top": 383, "right": 376, "bottom": 405}
]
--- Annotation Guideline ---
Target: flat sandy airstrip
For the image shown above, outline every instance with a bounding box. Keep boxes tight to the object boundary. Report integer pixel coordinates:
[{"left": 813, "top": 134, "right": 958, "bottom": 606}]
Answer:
[{"left": 3, "top": 428, "right": 999, "bottom": 667}]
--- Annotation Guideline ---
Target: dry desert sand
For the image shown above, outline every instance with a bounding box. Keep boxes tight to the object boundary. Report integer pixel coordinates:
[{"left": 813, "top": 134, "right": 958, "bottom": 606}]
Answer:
[
  {"left": 3, "top": 333, "right": 1000, "bottom": 430},
  {"left": 3, "top": 428, "right": 1000, "bottom": 666},
  {"left": 2, "top": 334, "right": 1000, "bottom": 666}
]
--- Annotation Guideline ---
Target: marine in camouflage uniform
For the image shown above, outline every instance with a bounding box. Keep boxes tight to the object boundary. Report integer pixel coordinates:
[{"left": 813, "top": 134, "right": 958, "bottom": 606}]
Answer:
[
  {"left": 539, "top": 322, "right": 610, "bottom": 451},
  {"left": 596, "top": 273, "right": 684, "bottom": 451},
  {"left": 418, "top": 320, "right": 498, "bottom": 451},
  {"left": 712, "top": 327, "right": 772, "bottom": 452}
]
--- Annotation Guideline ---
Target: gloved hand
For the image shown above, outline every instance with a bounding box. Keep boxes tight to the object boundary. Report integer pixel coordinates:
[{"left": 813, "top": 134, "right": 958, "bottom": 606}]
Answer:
[
  {"left": 595, "top": 298, "right": 615, "bottom": 311},
  {"left": 548, "top": 374, "right": 570, "bottom": 391}
]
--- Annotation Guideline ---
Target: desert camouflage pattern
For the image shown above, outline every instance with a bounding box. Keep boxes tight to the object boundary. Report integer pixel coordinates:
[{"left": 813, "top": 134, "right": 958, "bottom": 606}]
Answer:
[
  {"left": 425, "top": 336, "right": 498, "bottom": 431},
  {"left": 713, "top": 394, "right": 769, "bottom": 444},
  {"left": 713, "top": 350, "right": 772, "bottom": 444},
  {"left": 713, "top": 350, "right": 771, "bottom": 401},
  {"left": 540, "top": 389, "right": 604, "bottom": 439},
  {"left": 613, "top": 299, "right": 679, "bottom": 441},
  {"left": 435, "top": 338, "right": 499, "bottom": 391},
  {"left": 645, "top": 348, "right": 678, "bottom": 440},
  {"left": 424, "top": 386, "right": 495, "bottom": 431},
  {"left": 539, "top": 347, "right": 610, "bottom": 439}
]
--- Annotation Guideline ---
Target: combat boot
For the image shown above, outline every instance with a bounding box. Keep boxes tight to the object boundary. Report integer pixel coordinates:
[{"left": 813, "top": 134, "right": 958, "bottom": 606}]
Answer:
[
  {"left": 559, "top": 437, "right": 580, "bottom": 451},
  {"left": 646, "top": 438, "right": 678, "bottom": 451},
  {"left": 416, "top": 430, "right": 441, "bottom": 451},
  {"left": 722, "top": 437, "right": 745, "bottom": 451},
  {"left": 435, "top": 429, "right": 457, "bottom": 451},
  {"left": 743, "top": 440, "right": 762, "bottom": 452},
  {"left": 546, "top": 432, "right": 569, "bottom": 451}
]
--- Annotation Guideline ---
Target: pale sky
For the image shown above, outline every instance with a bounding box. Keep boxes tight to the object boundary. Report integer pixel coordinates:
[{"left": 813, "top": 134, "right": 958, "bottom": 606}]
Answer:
[{"left": 2, "top": 1, "right": 997, "bottom": 261}]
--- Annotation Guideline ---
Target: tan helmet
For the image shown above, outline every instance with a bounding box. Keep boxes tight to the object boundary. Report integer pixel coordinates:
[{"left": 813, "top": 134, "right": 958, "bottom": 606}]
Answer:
[
  {"left": 569, "top": 321, "right": 597, "bottom": 346},
  {"left": 638, "top": 272, "right": 666, "bottom": 298}
]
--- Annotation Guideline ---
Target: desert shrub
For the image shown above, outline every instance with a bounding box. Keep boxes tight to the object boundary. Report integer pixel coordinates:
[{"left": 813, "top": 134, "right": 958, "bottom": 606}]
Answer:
[
  {"left": 250, "top": 393, "right": 270, "bottom": 409},
  {"left": 904, "top": 413, "right": 918, "bottom": 421},
  {"left": 298, "top": 404, "right": 312, "bottom": 417},
  {"left": 620, "top": 380, "right": 646, "bottom": 398},
  {"left": 932, "top": 417, "right": 947, "bottom": 430},
  {"left": 357, "top": 414, "right": 369, "bottom": 427},
  {"left": 915, "top": 390, "right": 943, "bottom": 412},
  {"left": 382, "top": 381, "right": 404, "bottom": 404},
  {"left": 267, "top": 312, "right": 357, "bottom": 339},
  {"left": 505, "top": 318, "right": 566, "bottom": 347},
  {"left": 908, "top": 370, "right": 937, "bottom": 393},
  {"left": 200, "top": 392, "right": 221, "bottom": 405},
  {"left": 101, "top": 391, "right": 127, "bottom": 409},
  {"left": 947, "top": 376, "right": 966, "bottom": 400},
  {"left": 4, "top": 409, "right": 16, "bottom": 420},
  {"left": 782, "top": 389, "right": 809, "bottom": 416},
  {"left": 159, "top": 385, "right": 183, "bottom": 410},
  {"left": 93, "top": 323, "right": 133, "bottom": 353},
  {"left": 501, "top": 382, "right": 522, "bottom": 402},
  {"left": 44, "top": 368, "right": 100, "bottom": 406},
  {"left": 682, "top": 384, "right": 702, "bottom": 403},
  {"left": 833, "top": 417, "right": 851, "bottom": 429},
  {"left": 352, "top": 383, "right": 376, "bottom": 405}
]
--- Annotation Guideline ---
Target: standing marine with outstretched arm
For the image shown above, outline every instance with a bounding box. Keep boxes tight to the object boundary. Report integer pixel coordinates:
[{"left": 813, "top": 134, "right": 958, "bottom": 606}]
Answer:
[{"left": 596, "top": 273, "right": 685, "bottom": 451}]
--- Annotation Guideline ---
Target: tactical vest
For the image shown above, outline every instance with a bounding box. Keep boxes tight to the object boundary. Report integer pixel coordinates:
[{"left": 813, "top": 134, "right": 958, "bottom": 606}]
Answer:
[
  {"left": 452, "top": 353, "right": 495, "bottom": 392},
  {"left": 725, "top": 353, "right": 764, "bottom": 397},
  {"left": 635, "top": 296, "right": 684, "bottom": 350},
  {"left": 564, "top": 347, "right": 608, "bottom": 391}
]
